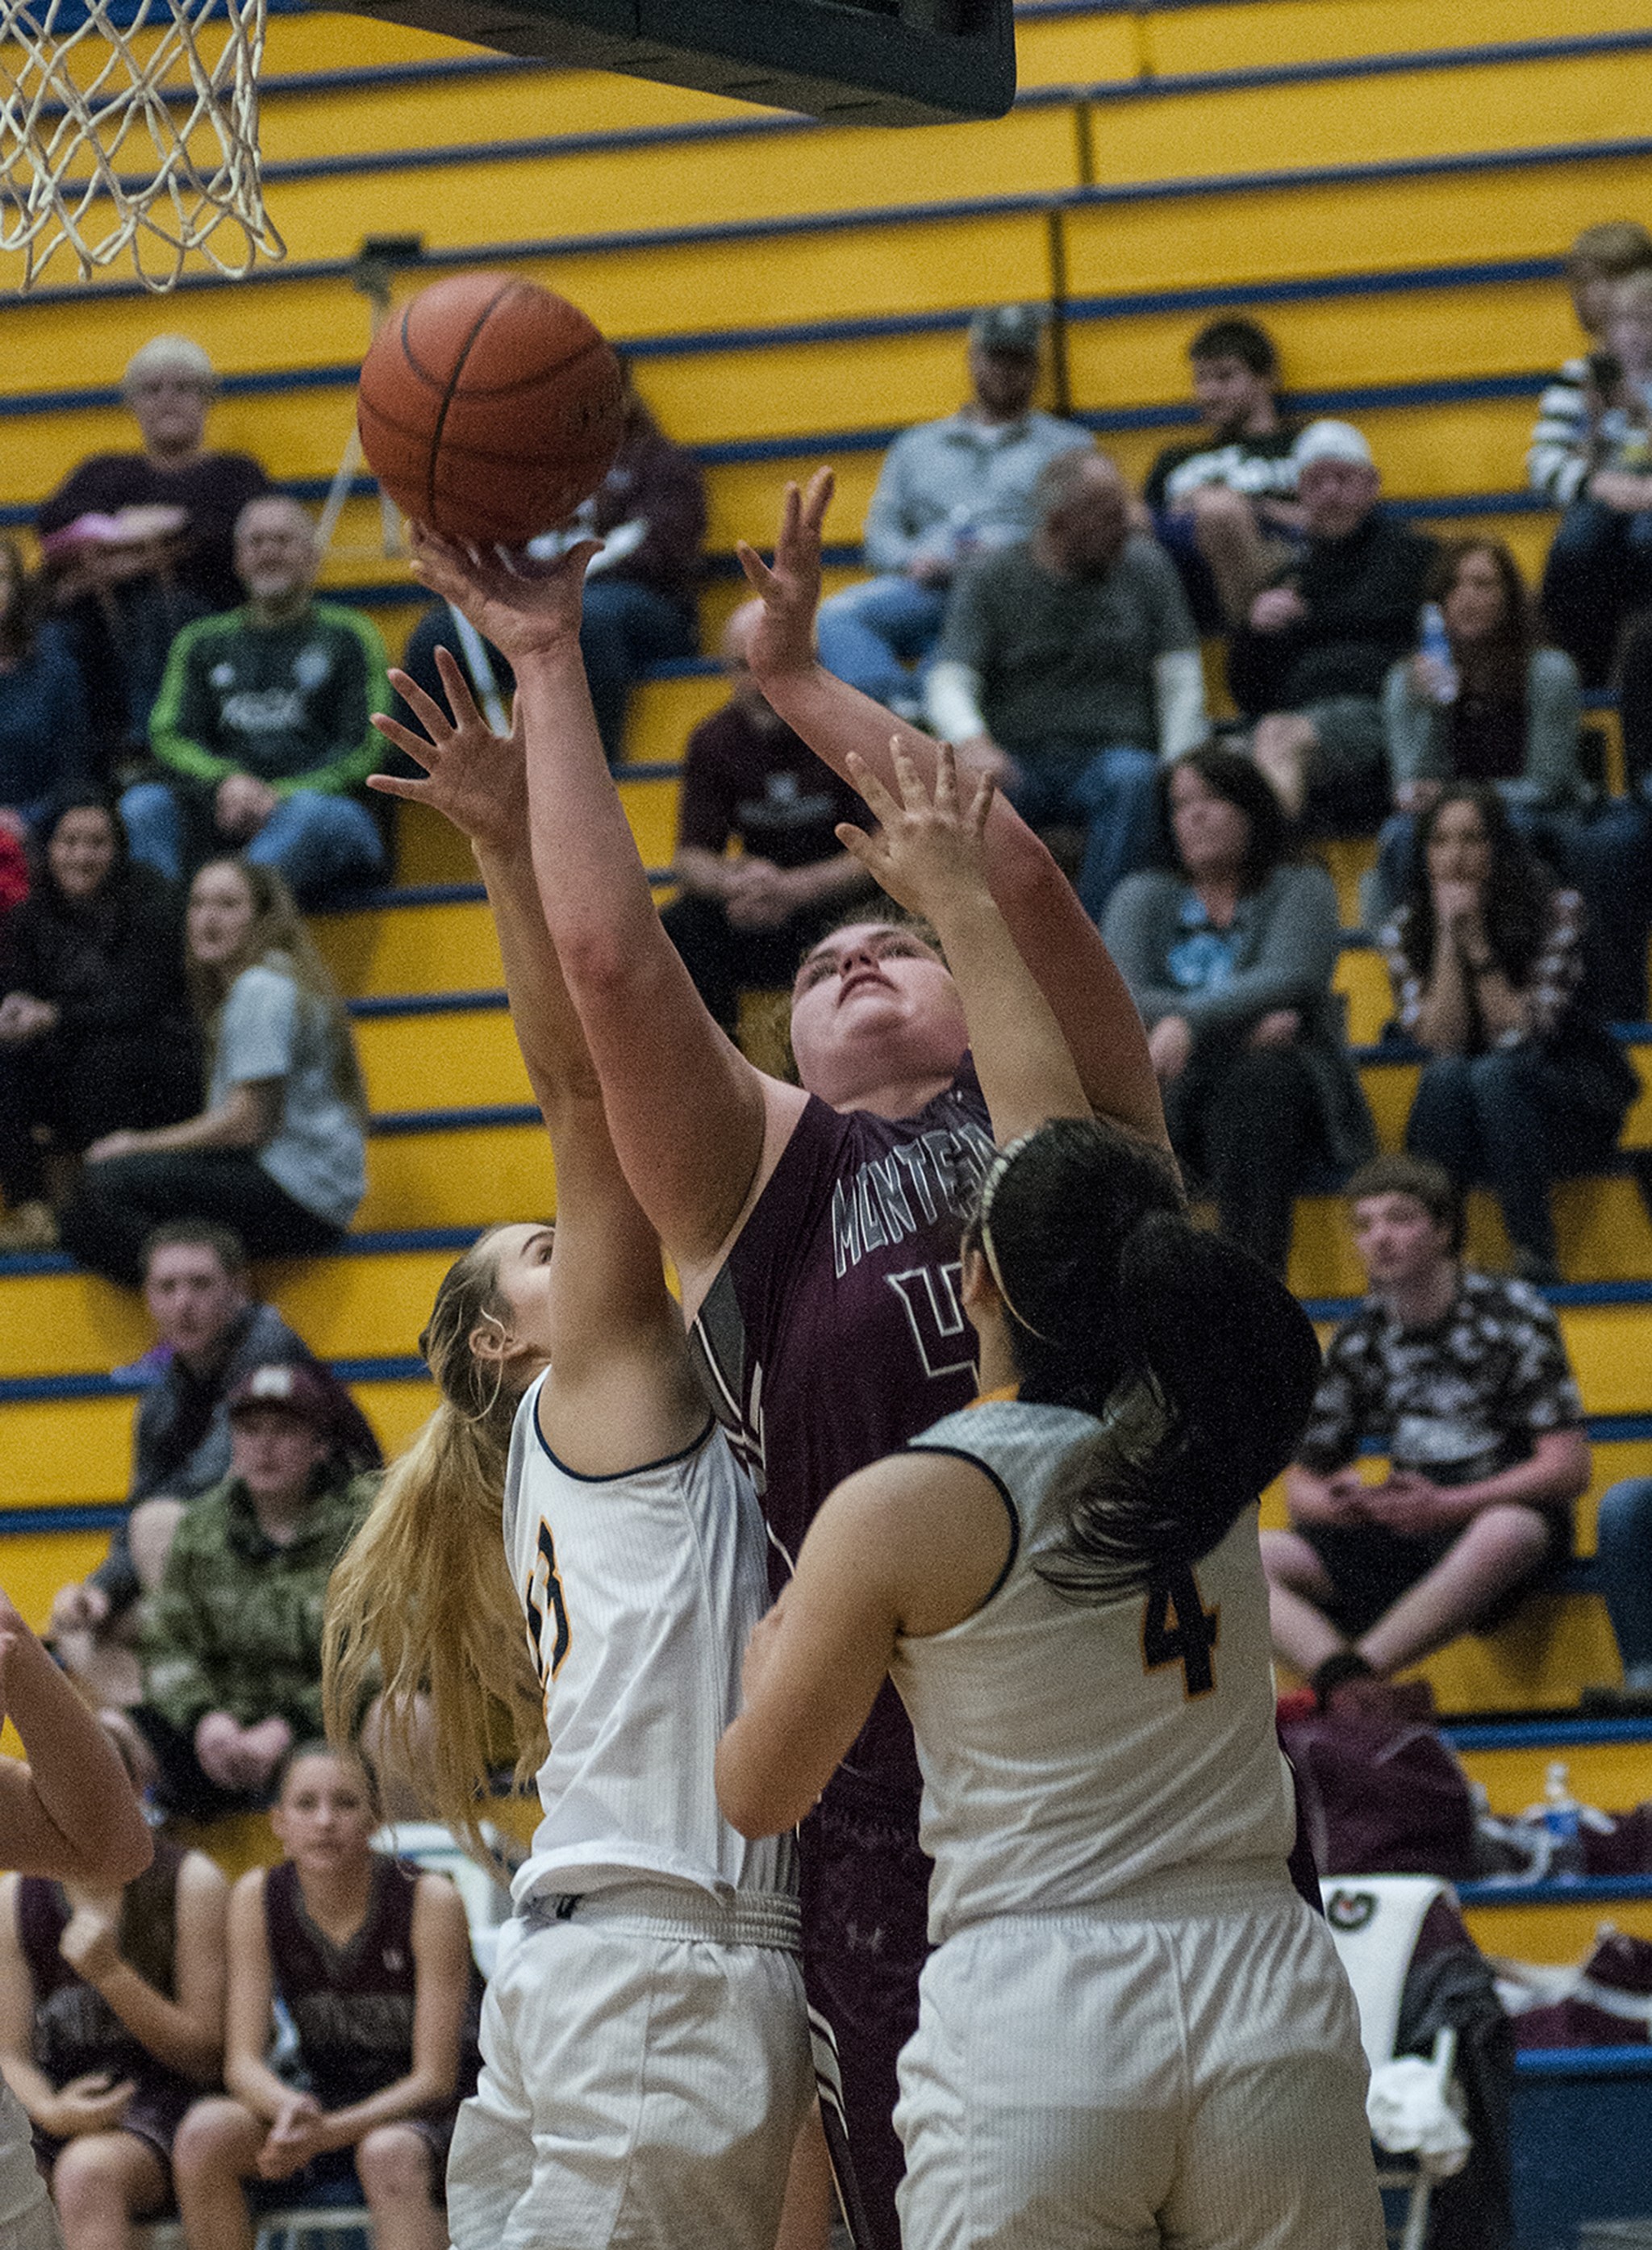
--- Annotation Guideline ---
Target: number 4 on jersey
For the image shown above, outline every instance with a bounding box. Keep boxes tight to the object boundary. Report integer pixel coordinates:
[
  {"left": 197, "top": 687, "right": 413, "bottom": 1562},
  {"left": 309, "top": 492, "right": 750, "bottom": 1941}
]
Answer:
[{"left": 1142, "top": 1567, "right": 1220, "bottom": 1697}]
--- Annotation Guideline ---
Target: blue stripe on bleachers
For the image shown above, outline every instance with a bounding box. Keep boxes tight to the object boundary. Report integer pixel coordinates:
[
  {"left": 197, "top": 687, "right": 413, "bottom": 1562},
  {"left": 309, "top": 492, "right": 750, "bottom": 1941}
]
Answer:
[
  {"left": 1458, "top": 1873, "right": 1652, "bottom": 1906},
  {"left": 1080, "top": 29, "right": 1652, "bottom": 106},
  {"left": 1514, "top": 2048, "right": 1652, "bottom": 2078},
  {"left": 1070, "top": 134, "right": 1652, "bottom": 212},
  {"left": 1446, "top": 1715, "right": 1652, "bottom": 1751}
]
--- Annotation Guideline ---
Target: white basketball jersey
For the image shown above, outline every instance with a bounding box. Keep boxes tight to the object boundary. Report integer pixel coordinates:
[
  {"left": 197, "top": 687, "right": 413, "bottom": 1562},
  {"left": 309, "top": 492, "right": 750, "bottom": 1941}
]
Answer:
[
  {"left": 895, "top": 1399, "right": 1295, "bottom": 1943},
  {"left": 504, "top": 1377, "right": 795, "bottom": 1910}
]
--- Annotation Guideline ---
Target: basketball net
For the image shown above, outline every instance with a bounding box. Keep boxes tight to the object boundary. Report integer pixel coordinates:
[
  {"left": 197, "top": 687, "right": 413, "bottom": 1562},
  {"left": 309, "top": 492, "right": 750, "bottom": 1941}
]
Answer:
[{"left": 0, "top": 0, "right": 285, "bottom": 289}]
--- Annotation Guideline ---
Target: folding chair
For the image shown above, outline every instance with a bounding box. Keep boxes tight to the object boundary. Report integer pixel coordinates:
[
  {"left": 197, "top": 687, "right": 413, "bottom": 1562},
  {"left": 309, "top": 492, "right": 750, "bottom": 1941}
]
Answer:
[{"left": 1322, "top": 1874, "right": 1469, "bottom": 2250}]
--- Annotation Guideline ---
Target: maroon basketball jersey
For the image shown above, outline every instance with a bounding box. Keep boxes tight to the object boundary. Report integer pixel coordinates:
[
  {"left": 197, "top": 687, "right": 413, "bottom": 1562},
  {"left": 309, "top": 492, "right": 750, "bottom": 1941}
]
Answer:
[{"left": 690, "top": 1056, "right": 994, "bottom": 1805}]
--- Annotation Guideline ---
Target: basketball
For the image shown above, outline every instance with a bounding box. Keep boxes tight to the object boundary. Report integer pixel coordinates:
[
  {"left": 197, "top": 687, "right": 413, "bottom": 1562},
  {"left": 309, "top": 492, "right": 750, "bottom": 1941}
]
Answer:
[{"left": 357, "top": 271, "right": 627, "bottom": 547}]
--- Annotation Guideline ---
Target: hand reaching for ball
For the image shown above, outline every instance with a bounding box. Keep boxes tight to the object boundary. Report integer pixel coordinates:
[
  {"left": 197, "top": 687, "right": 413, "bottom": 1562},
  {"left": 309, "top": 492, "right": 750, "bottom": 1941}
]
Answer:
[
  {"left": 403, "top": 525, "right": 603, "bottom": 670},
  {"left": 369, "top": 643, "right": 529, "bottom": 858}
]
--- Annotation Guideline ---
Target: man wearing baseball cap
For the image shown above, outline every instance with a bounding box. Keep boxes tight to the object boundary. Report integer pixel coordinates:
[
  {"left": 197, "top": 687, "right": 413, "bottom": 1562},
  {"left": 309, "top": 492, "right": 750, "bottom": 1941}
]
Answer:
[
  {"left": 816, "top": 304, "right": 1091, "bottom": 716},
  {"left": 1227, "top": 419, "right": 1436, "bottom": 828},
  {"left": 120, "top": 1359, "right": 378, "bottom": 1820}
]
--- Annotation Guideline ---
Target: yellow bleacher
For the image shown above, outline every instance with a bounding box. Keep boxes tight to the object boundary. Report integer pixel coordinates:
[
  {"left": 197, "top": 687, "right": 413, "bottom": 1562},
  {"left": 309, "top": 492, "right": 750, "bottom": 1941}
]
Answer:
[{"left": 6, "top": 6, "right": 1652, "bottom": 2135}]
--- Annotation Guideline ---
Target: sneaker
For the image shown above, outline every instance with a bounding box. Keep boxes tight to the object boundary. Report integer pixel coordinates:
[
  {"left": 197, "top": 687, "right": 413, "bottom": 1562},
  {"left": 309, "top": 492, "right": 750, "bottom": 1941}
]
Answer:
[{"left": 0, "top": 1200, "right": 57, "bottom": 1250}]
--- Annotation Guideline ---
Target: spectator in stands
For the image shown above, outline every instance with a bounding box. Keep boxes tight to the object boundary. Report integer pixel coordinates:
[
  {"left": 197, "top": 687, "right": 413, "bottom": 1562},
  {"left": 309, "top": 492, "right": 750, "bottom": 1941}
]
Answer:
[
  {"left": 1379, "top": 785, "right": 1636, "bottom": 1286},
  {"left": 660, "top": 599, "right": 873, "bottom": 1030},
  {"left": 58, "top": 858, "right": 368, "bottom": 1288},
  {"left": 925, "top": 447, "right": 1208, "bottom": 916},
  {"left": 38, "top": 337, "right": 270, "bottom": 771},
  {"left": 120, "top": 497, "right": 390, "bottom": 906},
  {"left": 1227, "top": 420, "right": 1436, "bottom": 829},
  {"left": 0, "top": 540, "right": 91, "bottom": 826},
  {"left": 1529, "top": 221, "right": 1652, "bottom": 683},
  {"left": 534, "top": 362, "right": 704, "bottom": 768},
  {"left": 1101, "top": 745, "right": 1374, "bottom": 1274},
  {"left": 1142, "top": 315, "right": 1303, "bottom": 631},
  {"left": 116, "top": 1365, "right": 378, "bottom": 1822},
  {"left": 1262, "top": 1151, "right": 1591, "bottom": 1697},
  {"left": 816, "top": 304, "right": 1091, "bottom": 716},
  {"left": 0, "top": 792, "right": 198, "bottom": 1252},
  {"left": 0, "top": 1741, "right": 228, "bottom": 2250},
  {"left": 1591, "top": 606, "right": 1652, "bottom": 1021},
  {"left": 172, "top": 1743, "right": 475, "bottom": 2250},
  {"left": 48, "top": 1219, "right": 380, "bottom": 1708},
  {"left": 1529, "top": 223, "right": 1652, "bottom": 509},
  {"left": 1540, "top": 265, "right": 1652, "bottom": 690},
  {"left": 1374, "top": 539, "right": 1587, "bottom": 914}
]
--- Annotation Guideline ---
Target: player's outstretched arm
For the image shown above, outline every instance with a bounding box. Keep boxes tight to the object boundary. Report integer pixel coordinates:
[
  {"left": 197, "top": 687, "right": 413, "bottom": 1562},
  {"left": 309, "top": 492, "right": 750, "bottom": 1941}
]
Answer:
[
  {"left": 740, "top": 473, "right": 1167, "bottom": 1150},
  {"left": 838, "top": 741, "right": 1091, "bottom": 1148},
  {"left": 370, "top": 651, "right": 707, "bottom": 1469},
  {"left": 716, "top": 1449, "right": 1011, "bottom": 1837},
  {"left": 398, "top": 530, "right": 801, "bottom": 1294},
  {"left": 0, "top": 1590, "right": 150, "bottom": 1885}
]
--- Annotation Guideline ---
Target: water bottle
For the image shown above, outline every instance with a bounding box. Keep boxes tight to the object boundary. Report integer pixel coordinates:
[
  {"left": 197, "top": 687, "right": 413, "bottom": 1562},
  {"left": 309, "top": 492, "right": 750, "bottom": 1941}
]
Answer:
[
  {"left": 1417, "top": 602, "right": 1459, "bottom": 707},
  {"left": 1543, "top": 1761, "right": 1587, "bottom": 1883}
]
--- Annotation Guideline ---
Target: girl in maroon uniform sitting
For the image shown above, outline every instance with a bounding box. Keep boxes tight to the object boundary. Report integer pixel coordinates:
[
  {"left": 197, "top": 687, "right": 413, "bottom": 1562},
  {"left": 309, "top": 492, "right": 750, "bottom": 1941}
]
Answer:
[
  {"left": 171, "top": 1746, "right": 478, "bottom": 2250},
  {"left": 0, "top": 1730, "right": 226, "bottom": 2250}
]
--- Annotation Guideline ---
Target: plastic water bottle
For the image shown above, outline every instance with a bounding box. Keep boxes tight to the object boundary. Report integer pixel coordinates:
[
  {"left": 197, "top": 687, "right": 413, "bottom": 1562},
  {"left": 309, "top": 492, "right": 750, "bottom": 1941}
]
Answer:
[
  {"left": 1543, "top": 1761, "right": 1587, "bottom": 1883},
  {"left": 1418, "top": 602, "right": 1459, "bottom": 706}
]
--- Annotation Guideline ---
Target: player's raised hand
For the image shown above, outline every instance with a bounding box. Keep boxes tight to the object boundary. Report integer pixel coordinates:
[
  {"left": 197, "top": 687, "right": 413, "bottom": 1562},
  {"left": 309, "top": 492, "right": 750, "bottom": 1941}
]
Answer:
[
  {"left": 405, "top": 522, "right": 602, "bottom": 664},
  {"left": 736, "top": 469, "right": 833, "bottom": 679},
  {"left": 369, "top": 647, "right": 528, "bottom": 857},
  {"left": 836, "top": 739, "right": 995, "bottom": 921}
]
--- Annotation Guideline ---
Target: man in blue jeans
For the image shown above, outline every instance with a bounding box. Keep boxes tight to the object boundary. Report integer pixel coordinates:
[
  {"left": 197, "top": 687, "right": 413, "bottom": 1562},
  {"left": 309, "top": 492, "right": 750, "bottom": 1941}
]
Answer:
[
  {"left": 121, "top": 495, "right": 391, "bottom": 905},
  {"left": 815, "top": 304, "right": 1090, "bottom": 718},
  {"left": 925, "top": 449, "right": 1208, "bottom": 919}
]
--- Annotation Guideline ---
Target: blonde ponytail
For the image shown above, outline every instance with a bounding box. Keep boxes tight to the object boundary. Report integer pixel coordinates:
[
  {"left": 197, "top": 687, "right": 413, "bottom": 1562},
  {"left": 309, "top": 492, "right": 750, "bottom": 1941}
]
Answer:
[{"left": 323, "top": 1236, "right": 548, "bottom": 1856}]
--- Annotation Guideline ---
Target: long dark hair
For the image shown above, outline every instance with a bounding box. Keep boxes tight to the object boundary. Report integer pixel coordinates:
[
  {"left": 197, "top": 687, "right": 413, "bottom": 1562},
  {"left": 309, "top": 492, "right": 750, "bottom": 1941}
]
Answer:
[
  {"left": 1153, "top": 745, "right": 1293, "bottom": 893},
  {"left": 1398, "top": 784, "right": 1549, "bottom": 987},
  {"left": 971, "top": 1117, "right": 1321, "bottom": 1600},
  {"left": 1430, "top": 537, "right": 1533, "bottom": 696}
]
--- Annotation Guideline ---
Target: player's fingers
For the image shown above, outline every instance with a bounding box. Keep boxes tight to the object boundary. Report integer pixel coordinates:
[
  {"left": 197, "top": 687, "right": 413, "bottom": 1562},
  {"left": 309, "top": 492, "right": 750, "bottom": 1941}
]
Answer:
[
  {"left": 431, "top": 645, "right": 485, "bottom": 728},
  {"left": 889, "top": 737, "right": 930, "bottom": 816},
  {"left": 845, "top": 750, "right": 901, "bottom": 827},
  {"left": 382, "top": 670, "right": 452, "bottom": 742},
  {"left": 834, "top": 820, "right": 876, "bottom": 866},
  {"left": 370, "top": 712, "right": 436, "bottom": 768},
  {"left": 801, "top": 465, "right": 835, "bottom": 535},
  {"left": 932, "top": 738, "right": 960, "bottom": 819},
  {"left": 735, "top": 540, "right": 780, "bottom": 598},
  {"left": 966, "top": 766, "right": 997, "bottom": 840}
]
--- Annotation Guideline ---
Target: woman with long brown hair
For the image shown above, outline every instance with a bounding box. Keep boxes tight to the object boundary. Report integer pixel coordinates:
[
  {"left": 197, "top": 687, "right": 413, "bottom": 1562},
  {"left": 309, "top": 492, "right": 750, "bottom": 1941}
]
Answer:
[
  {"left": 57, "top": 857, "right": 365, "bottom": 1284},
  {"left": 1383, "top": 783, "right": 1635, "bottom": 1284},
  {"left": 1375, "top": 536, "right": 1586, "bottom": 916},
  {"left": 323, "top": 658, "right": 811, "bottom": 2250}
]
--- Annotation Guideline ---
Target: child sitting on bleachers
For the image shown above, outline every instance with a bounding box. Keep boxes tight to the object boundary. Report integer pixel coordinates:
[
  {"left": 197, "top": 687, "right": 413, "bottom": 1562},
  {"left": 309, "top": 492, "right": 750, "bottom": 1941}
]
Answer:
[
  {"left": 172, "top": 1743, "right": 478, "bottom": 2250},
  {"left": 0, "top": 1728, "right": 228, "bottom": 2250}
]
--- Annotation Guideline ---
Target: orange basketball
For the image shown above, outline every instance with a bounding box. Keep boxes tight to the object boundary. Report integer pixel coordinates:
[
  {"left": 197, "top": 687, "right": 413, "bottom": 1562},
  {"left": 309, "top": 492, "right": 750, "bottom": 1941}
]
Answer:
[{"left": 357, "top": 272, "right": 626, "bottom": 547}]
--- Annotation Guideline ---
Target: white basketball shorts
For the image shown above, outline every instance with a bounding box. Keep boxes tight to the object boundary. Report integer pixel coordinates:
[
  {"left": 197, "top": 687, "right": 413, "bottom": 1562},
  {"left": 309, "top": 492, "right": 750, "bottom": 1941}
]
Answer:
[
  {"left": 895, "top": 1860, "right": 1387, "bottom": 2250},
  {"left": 446, "top": 1882, "right": 811, "bottom": 2250}
]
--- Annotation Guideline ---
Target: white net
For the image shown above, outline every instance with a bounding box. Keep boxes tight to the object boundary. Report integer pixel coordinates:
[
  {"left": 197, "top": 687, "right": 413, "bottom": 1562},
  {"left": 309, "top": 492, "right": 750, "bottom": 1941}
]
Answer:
[{"left": 0, "top": 0, "right": 285, "bottom": 289}]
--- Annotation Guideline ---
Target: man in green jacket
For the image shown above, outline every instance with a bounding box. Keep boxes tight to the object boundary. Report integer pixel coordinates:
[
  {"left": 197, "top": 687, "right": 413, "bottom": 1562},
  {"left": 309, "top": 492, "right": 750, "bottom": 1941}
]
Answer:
[
  {"left": 119, "top": 495, "right": 393, "bottom": 906},
  {"left": 126, "top": 1360, "right": 376, "bottom": 1821}
]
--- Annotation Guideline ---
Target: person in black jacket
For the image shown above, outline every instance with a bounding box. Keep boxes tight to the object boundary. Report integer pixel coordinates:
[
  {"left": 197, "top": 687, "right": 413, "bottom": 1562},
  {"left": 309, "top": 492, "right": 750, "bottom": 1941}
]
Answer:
[
  {"left": 1227, "top": 421, "right": 1436, "bottom": 831},
  {"left": 0, "top": 790, "right": 199, "bottom": 1248}
]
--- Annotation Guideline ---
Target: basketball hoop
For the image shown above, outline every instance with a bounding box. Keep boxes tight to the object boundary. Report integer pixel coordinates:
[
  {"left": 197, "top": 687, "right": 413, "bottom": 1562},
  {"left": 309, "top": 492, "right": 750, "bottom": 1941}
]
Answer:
[{"left": 0, "top": 0, "right": 285, "bottom": 290}]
